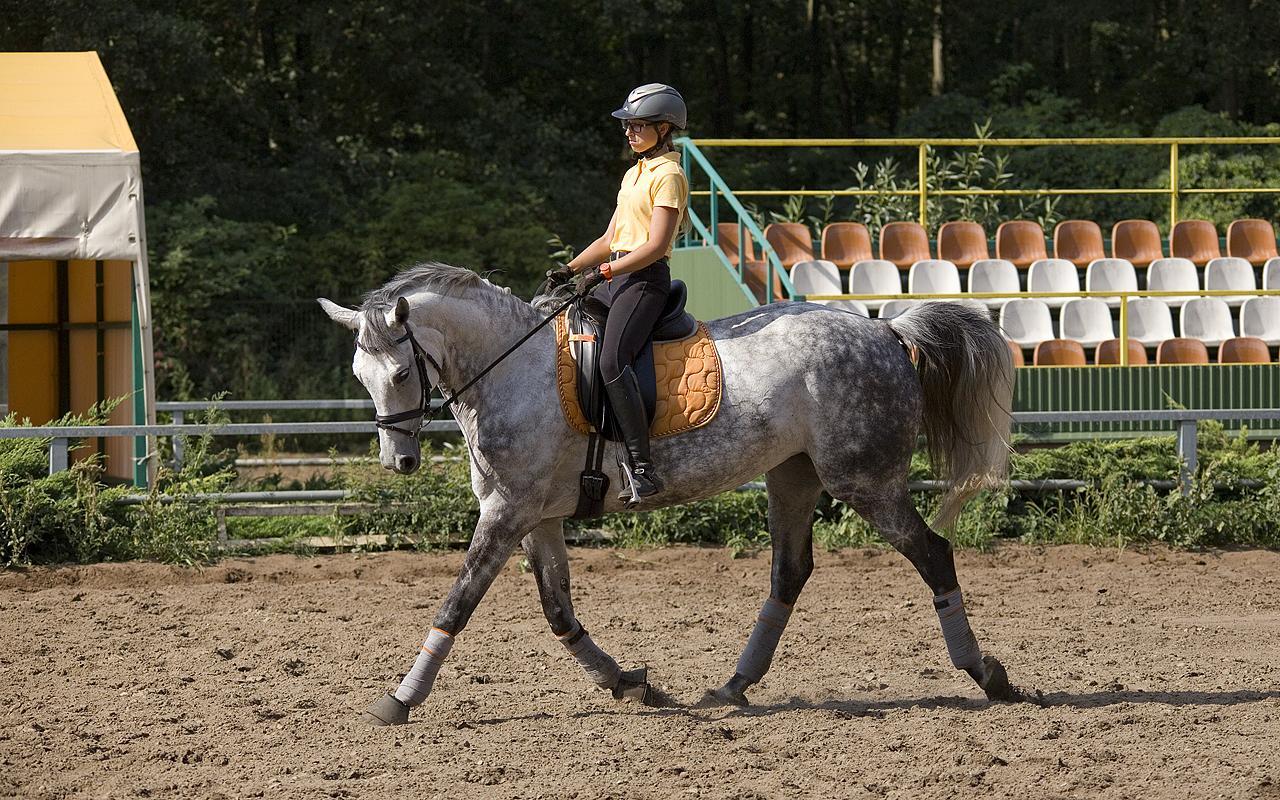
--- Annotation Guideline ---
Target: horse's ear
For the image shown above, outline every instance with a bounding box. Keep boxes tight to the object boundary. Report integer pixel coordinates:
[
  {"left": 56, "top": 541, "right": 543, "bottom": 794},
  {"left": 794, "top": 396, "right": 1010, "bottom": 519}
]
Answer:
[
  {"left": 318, "top": 298, "right": 358, "bottom": 331},
  {"left": 393, "top": 296, "right": 410, "bottom": 327}
]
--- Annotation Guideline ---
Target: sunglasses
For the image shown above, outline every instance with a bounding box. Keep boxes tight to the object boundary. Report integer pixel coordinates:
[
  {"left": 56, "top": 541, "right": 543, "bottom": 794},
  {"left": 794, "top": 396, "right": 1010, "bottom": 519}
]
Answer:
[{"left": 620, "top": 119, "right": 655, "bottom": 134}]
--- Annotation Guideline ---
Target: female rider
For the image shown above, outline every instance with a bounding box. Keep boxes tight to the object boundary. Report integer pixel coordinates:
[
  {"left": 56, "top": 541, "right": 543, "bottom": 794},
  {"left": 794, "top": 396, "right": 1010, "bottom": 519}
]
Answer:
[{"left": 544, "top": 83, "right": 689, "bottom": 504}]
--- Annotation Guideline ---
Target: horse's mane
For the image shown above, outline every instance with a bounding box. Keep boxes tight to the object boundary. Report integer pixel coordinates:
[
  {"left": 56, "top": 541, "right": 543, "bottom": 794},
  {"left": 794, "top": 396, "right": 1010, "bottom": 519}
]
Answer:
[{"left": 357, "top": 262, "right": 533, "bottom": 352}]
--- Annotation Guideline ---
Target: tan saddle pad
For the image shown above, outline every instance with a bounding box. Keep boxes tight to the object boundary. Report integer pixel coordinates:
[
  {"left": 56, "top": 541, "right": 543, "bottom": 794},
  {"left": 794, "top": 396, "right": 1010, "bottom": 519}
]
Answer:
[{"left": 553, "top": 311, "right": 723, "bottom": 438}]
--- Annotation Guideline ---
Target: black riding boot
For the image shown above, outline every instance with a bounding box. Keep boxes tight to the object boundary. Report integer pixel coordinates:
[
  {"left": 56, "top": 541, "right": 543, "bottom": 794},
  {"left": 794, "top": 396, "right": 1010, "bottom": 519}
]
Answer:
[{"left": 604, "top": 365, "right": 664, "bottom": 504}]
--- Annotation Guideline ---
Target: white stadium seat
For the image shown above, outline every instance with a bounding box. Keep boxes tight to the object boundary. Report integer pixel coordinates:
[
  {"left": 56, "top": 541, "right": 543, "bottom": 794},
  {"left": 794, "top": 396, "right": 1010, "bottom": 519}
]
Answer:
[
  {"left": 1204, "top": 256, "right": 1256, "bottom": 306},
  {"left": 878, "top": 299, "right": 920, "bottom": 319},
  {"left": 1179, "top": 298, "right": 1236, "bottom": 346},
  {"left": 848, "top": 259, "right": 901, "bottom": 310},
  {"left": 1059, "top": 298, "right": 1114, "bottom": 348},
  {"left": 1085, "top": 258, "right": 1138, "bottom": 308},
  {"left": 789, "top": 259, "right": 843, "bottom": 299},
  {"left": 1263, "top": 256, "right": 1280, "bottom": 291},
  {"left": 967, "top": 258, "right": 1020, "bottom": 309},
  {"left": 999, "top": 298, "right": 1054, "bottom": 348},
  {"left": 1146, "top": 257, "right": 1199, "bottom": 306},
  {"left": 907, "top": 259, "right": 962, "bottom": 296},
  {"left": 1124, "top": 297, "right": 1175, "bottom": 347},
  {"left": 824, "top": 299, "right": 870, "bottom": 317},
  {"left": 1239, "top": 297, "right": 1280, "bottom": 346},
  {"left": 1027, "top": 258, "right": 1080, "bottom": 308}
]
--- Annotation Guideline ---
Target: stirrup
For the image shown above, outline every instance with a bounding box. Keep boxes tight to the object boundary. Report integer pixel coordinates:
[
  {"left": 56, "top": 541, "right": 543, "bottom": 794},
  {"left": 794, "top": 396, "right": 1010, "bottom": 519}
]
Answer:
[{"left": 619, "top": 461, "right": 663, "bottom": 506}]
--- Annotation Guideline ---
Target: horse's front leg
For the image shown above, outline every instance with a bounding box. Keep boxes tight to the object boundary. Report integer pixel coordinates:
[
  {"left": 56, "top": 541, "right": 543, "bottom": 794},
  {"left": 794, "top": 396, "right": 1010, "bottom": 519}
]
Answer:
[
  {"left": 522, "top": 518, "right": 655, "bottom": 704},
  {"left": 363, "top": 506, "right": 536, "bottom": 725}
]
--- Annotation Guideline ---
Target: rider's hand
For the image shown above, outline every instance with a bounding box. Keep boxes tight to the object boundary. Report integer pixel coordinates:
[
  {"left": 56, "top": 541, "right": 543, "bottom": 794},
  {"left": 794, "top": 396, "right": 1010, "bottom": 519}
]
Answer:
[
  {"left": 537, "top": 264, "right": 574, "bottom": 296},
  {"left": 574, "top": 265, "right": 606, "bottom": 294}
]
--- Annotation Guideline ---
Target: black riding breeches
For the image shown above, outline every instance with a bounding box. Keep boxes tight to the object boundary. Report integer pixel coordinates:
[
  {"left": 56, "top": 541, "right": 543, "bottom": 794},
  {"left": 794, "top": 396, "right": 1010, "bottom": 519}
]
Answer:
[{"left": 592, "top": 259, "right": 671, "bottom": 383}]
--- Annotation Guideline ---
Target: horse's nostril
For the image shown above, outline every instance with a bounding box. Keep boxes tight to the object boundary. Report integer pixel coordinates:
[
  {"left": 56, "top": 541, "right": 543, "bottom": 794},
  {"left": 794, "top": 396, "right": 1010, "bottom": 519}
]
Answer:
[{"left": 396, "top": 455, "right": 417, "bottom": 472}]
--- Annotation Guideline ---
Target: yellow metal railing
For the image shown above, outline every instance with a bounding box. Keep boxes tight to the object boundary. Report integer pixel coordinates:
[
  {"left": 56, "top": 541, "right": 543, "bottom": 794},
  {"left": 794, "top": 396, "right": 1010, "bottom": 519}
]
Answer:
[
  {"left": 801, "top": 288, "right": 1280, "bottom": 366},
  {"left": 688, "top": 137, "right": 1280, "bottom": 230}
]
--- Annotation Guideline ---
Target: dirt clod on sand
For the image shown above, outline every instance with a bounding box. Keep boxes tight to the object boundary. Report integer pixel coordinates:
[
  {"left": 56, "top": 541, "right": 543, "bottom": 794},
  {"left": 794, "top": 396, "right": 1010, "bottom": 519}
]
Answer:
[{"left": 3, "top": 544, "right": 1280, "bottom": 799}]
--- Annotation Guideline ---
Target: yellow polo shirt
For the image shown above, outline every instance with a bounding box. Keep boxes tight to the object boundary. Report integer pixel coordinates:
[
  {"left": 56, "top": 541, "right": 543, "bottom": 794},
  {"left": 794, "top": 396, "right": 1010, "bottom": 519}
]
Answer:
[{"left": 609, "top": 150, "right": 689, "bottom": 257}]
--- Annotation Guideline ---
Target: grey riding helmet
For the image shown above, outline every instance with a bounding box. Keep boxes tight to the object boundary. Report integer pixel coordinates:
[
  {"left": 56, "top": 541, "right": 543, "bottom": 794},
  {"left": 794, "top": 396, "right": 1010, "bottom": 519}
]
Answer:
[{"left": 611, "top": 83, "right": 687, "bottom": 130}]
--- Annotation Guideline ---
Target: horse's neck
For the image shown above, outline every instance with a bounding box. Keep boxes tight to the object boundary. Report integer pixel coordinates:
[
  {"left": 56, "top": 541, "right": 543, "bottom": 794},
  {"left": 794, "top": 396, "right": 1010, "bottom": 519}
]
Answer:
[{"left": 411, "top": 290, "right": 549, "bottom": 412}]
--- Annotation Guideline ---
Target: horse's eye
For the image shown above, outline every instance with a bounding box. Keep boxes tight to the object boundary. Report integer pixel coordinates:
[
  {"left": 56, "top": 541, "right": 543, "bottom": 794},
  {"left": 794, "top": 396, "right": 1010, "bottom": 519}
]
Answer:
[{"left": 392, "top": 367, "right": 411, "bottom": 386}]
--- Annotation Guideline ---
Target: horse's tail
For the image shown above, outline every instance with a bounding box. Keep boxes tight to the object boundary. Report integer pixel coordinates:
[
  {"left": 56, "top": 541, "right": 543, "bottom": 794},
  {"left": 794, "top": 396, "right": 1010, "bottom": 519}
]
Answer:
[{"left": 886, "top": 303, "right": 1014, "bottom": 529}]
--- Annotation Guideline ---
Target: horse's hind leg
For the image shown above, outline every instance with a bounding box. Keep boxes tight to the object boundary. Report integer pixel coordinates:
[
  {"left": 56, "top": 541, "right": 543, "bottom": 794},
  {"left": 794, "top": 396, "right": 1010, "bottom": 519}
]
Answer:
[
  {"left": 706, "top": 453, "right": 824, "bottom": 707},
  {"left": 846, "top": 490, "right": 1016, "bottom": 701},
  {"left": 521, "top": 518, "right": 655, "bottom": 704}
]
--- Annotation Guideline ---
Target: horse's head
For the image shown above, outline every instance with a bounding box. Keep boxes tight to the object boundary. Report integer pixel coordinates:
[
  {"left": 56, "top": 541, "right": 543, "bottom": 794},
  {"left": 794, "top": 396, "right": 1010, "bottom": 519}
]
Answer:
[{"left": 319, "top": 295, "right": 443, "bottom": 474}]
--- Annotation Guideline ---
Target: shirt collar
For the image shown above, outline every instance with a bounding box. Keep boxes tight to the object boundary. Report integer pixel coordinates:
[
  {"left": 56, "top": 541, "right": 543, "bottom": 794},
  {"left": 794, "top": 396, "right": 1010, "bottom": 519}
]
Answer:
[{"left": 639, "top": 149, "right": 680, "bottom": 171}]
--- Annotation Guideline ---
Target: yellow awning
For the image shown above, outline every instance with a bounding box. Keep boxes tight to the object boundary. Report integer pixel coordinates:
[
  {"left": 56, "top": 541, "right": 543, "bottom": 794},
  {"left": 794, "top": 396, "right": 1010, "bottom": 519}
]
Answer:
[{"left": 0, "top": 52, "right": 137, "bottom": 152}]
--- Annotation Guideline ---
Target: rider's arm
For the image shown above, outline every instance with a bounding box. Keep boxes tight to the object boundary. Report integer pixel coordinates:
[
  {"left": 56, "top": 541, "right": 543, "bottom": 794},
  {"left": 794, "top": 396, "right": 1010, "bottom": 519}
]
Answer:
[
  {"left": 567, "top": 210, "right": 618, "bottom": 273},
  {"left": 607, "top": 206, "right": 678, "bottom": 277}
]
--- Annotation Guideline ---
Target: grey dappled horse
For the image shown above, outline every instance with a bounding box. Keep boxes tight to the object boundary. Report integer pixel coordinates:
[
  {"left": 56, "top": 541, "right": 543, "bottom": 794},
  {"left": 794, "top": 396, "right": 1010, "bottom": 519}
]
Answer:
[{"left": 319, "top": 262, "right": 1017, "bottom": 725}]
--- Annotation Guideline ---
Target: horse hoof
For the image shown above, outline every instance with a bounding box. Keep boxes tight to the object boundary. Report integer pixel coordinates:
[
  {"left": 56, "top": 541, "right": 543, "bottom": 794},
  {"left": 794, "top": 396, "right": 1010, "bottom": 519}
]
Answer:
[
  {"left": 698, "top": 685, "right": 749, "bottom": 708},
  {"left": 612, "top": 667, "right": 657, "bottom": 705},
  {"left": 977, "top": 655, "right": 1019, "bottom": 702},
  {"left": 362, "top": 693, "right": 410, "bottom": 726}
]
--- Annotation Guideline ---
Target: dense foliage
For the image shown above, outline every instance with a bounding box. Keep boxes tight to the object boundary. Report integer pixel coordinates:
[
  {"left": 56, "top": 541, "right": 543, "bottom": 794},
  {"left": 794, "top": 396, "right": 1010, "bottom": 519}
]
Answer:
[{"left": 6, "top": 2, "right": 1280, "bottom": 401}]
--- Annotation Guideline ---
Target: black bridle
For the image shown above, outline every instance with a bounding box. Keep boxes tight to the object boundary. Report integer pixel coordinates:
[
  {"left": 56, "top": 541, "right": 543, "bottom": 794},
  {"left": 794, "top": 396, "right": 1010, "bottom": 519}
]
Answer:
[{"left": 359, "top": 287, "right": 585, "bottom": 437}]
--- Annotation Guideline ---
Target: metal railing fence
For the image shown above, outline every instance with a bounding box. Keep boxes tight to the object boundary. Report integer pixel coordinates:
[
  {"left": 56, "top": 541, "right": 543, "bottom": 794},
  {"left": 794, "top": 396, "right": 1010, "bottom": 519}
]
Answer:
[{"left": 686, "top": 136, "right": 1280, "bottom": 231}]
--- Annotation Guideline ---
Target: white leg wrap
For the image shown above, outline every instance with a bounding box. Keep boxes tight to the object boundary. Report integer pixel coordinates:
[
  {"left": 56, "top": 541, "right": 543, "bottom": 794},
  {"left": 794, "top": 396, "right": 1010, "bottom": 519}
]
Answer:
[
  {"left": 557, "top": 620, "right": 622, "bottom": 689},
  {"left": 736, "top": 597, "right": 794, "bottom": 683},
  {"left": 393, "top": 627, "right": 454, "bottom": 706},
  {"left": 934, "top": 588, "right": 982, "bottom": 671}
]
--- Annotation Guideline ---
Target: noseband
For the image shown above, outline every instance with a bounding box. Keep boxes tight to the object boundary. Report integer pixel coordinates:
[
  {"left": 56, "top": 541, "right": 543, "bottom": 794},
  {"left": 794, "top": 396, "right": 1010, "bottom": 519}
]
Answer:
[{"left": 357, "top": 325, "right": 443, "bottom": 437}]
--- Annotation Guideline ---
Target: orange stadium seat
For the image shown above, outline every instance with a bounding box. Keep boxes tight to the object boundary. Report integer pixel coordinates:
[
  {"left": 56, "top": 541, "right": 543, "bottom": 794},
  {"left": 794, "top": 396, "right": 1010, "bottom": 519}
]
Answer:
[
  {"left": 1156, "top": 338, "right": 1210, "bottom": 365},
  {"left": 716, "top": 222, "right": 759, "bottom": 266},
  {"left": 1226, "top": 218, "right": 1279, "bottom": 266},
  {"left": 1218, "top": 336, "right": 1271, "bottom": 364},
  {"left": 744, "top": 260, "right": 786, "bottom": 304},
  {"left": 995, "top": 220, "right": 1048, "bottom": 268},
  {"left": 879, "top": 222, "right": 931, "bottom": 270},
  {"left": 1170, "top": 220, "right": 1221, "bottom": 266},
  {"left": 1033, "top": 339, "right": 1087, "bottom": 366},
  {"left": 936, "top": 221, "right": 989, "bottom": 268},
  {"left": 820, "top": 222, "right": 872, "bottom": 268},
  {"left": 764, "top": 223, "right": 814, "bottom": 269},
  {"left": 1111, "top": 220, "right": 1164, "bottom": 267},
  {"left": 1095, "top": 338, "right": 1149, "bottom": 365},
  {"left": 1054, "top": 220, "right": 1106, "bottom": 267},
  {"left": 1006, "top": 339, "right": 1025, "bottom": 367}
]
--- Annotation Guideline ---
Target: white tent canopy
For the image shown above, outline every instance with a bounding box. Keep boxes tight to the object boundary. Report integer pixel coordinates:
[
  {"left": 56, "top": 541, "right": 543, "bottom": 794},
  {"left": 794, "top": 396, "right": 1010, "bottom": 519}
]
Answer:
[{"left": 0, "top": 51, "right": 156, "bottom": 434}]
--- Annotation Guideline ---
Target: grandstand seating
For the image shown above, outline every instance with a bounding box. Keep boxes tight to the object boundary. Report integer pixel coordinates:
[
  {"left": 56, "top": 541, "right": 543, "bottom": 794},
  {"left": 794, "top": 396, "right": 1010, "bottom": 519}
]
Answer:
[
  {"left": 1218, "top": 336, "right": 1271, "bottom": 364},
  {"left": 848, "top": 259, "right": 900, "bottom": 310},
  {"left": 995, "top": 221, "right": 1048, "bottom": 268},
  {"left": 1170, "top": 220, "right": 1221, "bottom": 265},
  {"left": 999, "top": 299, "right": 1054, "bottom": 349},
  {"left": 878, "top": 299, "right": 919, "bottom": 318},
  {"left": 1085, "top": 258, "right": 1138, "bottom": 308},
  {"left": 1145, "top": 257, "right": 1199, "bottom": 306},
  {"left": 1054, "top": 220, "right": 1106, "bottom": 267},
  {"left": 1157, "top": 338, "right": 1210, "bottom": 365},
  {"left": 764, "top": 223, "right": 814, "bottom": 269},
  {"left": 879, "top": 222, "right": 931, "bottom": 270},
  {"left": 743, "top": 260, "right": 785, "bottom": 304},
  {"left": 1059, "top": 298, "right": 1114, "bottom": 348},
  {"left": 1006, "top": 340, "right": 1025, "bottom": 367},
  {"left": 907, "top": 260, "right": 961, "bottom": 296},
  {"left": 1034, "top": 339, "right": 1087, "bottom": 366},
  {"left": 1240, "top": 297, "right": 1280, "bottom": 345},
  {"left": 825, "top": 299, "right": 870, "bottom": 317},
  {"left": 789, "top": 259, "right": 842, "bottom": 299},
  {"left": 1204, "top": 256, "right": 1256, "bottom": 306},
  {"left": 1179, "top": 298, "right": 1235, "bottom": 347},
  {"left": 1226, "top": 218, "right": 1278, "bottom": 265},
  {"left": 1027, "top": 258, "right": 1080, "bottom": 308},
  {"left": 820, "top": 222, "right": 872, "bottom": 268},
  {"left": 716, "top": 222, "right": 759, "bottom": 267},
  {"left": 1125, "top": 298, "right": 1176, "bottom": 347},
  {"left": 936, "top": 221, "right": 989, "bottom": 267},
  {"left": 1264, "top": 257, "right": 1280, "bottom": 291},
  {"left": 967, "top": 259, "right": 1020, "bottom": 309},
  {"left": 1095, "top": 338, "right": 1148, "bottom": 365},
  {"left": 1111, "top": 220, "right": 1163, "bottom": 266}
]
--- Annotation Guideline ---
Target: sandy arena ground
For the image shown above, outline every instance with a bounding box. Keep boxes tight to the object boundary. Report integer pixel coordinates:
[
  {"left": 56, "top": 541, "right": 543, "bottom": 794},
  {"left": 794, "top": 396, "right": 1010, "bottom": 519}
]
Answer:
[{"left": 2, "top": 543, "right": 1279, "bottom": 799}]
